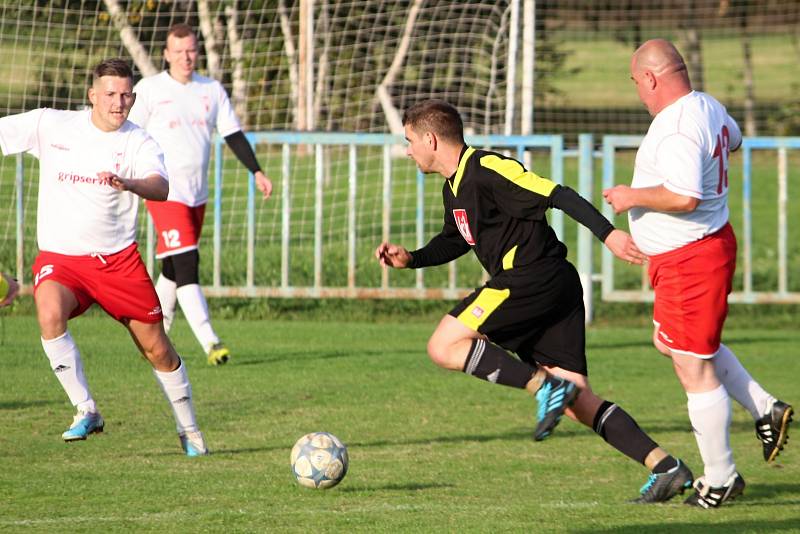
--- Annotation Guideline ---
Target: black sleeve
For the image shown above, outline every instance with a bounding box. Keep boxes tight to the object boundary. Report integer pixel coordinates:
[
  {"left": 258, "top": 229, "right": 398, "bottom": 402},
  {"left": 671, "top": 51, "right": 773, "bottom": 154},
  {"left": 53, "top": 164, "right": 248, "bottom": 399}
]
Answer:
[
  {"left": 408, "top": 206, "right": 471, "bottom": 268},
  {"left": 549, "top": 185, "right": 615, "bottom": 242},
  {"left": 408, "top": 232, "right": 471, "bottom": 268},
  {"left": 224, "top": 130, "right": 262, "bottom": 174}
]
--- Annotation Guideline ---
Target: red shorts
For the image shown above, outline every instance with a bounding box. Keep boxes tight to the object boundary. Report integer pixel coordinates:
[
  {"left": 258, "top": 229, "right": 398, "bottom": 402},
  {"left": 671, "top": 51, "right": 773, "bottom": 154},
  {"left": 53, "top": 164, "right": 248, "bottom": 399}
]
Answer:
[
  {"left": 146, "top": 200, "right": 206, "bottom": 259},
  {"left": 648, "top": 223, "right": 736, "bottom": 358},
  {"left": 32, "top": 243, "right": 163, "bottom": 323}
]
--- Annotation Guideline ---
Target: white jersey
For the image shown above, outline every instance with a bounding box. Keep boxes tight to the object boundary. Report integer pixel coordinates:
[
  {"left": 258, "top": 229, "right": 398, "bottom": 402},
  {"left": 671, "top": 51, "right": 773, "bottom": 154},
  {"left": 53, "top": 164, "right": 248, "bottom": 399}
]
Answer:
[
  {"left": 628, "top": 91, "right": 742, "bottom": 255},
  {"left": 0, "top": 108, "right": 166, "bottom": 256},
  {"left": 129, "top": 71, "right": 241, "bottom": 206}
]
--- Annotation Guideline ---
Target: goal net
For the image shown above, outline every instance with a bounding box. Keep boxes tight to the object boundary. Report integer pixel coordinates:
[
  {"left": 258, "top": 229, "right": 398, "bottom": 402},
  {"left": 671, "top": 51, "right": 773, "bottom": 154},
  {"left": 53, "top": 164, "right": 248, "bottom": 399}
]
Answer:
[{"left": 1, "top": 1, "right": 797, "bottom": 293}]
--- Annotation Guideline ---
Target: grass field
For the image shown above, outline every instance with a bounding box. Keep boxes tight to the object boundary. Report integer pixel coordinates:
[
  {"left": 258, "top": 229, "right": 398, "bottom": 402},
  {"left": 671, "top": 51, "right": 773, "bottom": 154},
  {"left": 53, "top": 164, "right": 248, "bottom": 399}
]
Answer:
[
  {"left": 1, "top": 313, "right": 798, "bottom": 532},
  {"left": 553, "top": 34, "right": 798, "bottom": 108}
]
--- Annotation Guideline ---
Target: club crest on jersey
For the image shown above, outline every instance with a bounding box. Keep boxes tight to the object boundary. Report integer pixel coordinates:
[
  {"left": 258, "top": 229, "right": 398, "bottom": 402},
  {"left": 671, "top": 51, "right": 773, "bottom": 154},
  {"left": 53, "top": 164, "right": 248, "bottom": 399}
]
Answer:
[{"left": 453, "top": 209, "right": 475, "bottom": 245}]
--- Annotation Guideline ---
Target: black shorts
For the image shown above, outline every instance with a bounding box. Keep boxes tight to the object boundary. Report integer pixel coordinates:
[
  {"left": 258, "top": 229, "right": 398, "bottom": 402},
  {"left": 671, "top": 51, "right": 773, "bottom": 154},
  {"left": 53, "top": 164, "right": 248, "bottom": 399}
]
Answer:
[{"left": 449, "top": 257, "right": 587, "bottom": 375}]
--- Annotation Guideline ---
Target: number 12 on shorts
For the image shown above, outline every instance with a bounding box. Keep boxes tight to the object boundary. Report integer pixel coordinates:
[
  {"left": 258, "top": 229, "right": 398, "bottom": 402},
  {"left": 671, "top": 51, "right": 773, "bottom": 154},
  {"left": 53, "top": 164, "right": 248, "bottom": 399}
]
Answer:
[{"left": 162, "top": 229, "right": 182, "bottom": 249}]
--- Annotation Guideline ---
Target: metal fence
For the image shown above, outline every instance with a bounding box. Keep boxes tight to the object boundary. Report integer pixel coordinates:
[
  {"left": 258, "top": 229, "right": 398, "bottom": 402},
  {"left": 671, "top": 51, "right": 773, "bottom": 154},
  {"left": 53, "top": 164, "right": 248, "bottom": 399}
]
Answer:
[
  {"left": 601, "top": 135, "right": 800, "bottom": 305},
  {"left": 10, "top": 132, "right": 799, "bottom": 321}
]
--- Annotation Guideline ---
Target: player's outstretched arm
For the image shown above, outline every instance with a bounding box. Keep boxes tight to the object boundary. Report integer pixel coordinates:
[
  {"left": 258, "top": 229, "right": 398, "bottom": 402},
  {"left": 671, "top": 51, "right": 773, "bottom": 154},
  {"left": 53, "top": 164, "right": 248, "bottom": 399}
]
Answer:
[
  {"left": 375, "top": 242, "right": 412, "bottom": 269},
  {"left": 603, "top": 229, "right": 647, "bottom": 265},
  {"left": 105, "top": 172, "right": 168, "bottom": 201}
]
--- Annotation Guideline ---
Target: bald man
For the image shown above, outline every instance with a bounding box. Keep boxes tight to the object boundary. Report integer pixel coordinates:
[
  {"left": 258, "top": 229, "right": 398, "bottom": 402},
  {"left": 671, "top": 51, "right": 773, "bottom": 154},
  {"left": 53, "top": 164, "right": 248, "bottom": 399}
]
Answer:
[{"left": 604, "top": 39, "right": 793, "bottom": 509}]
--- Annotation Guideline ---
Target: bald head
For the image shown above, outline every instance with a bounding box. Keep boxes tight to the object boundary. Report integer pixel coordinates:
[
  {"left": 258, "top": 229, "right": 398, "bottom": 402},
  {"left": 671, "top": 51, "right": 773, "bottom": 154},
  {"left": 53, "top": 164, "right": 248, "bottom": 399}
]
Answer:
[
  {"left": 632, "top": 39, "right": 688, "bottom": 78},
  {"left": 630, "top": 39, "right": 692, "bottom": 116}
]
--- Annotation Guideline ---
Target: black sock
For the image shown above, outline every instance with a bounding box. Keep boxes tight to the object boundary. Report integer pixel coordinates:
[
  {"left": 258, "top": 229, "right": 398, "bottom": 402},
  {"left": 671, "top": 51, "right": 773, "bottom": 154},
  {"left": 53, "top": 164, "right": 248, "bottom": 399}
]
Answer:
[
  {"left": 652, "top": 456, "right": 679, "bottom": 474},
  {"left": 462, "top": 338, "right": 537, "bottom": 389},
  {"left": 592, "top": 400, "right": 659, "bottom": 465}
]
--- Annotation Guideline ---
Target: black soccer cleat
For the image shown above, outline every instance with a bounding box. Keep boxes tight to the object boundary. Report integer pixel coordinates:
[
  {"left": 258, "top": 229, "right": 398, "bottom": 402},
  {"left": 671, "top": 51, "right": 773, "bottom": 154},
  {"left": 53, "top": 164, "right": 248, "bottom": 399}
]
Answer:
[
  {"left": 684, "top": 472, "right": 745, "bottom": 509},
  {"left": 533, "top": 375, "right": 578, "bottom": 441},
  {"left": 632, "top": 459, "right": 694, "bottom": 504},
  {"left": 755, "top": 400, "right": 793, "bottom": 463}
]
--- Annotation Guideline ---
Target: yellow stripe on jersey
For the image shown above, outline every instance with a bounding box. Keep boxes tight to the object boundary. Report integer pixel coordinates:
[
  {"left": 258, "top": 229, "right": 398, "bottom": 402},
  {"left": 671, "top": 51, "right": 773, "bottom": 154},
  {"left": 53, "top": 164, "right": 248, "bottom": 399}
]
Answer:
[
  {"left": 479, "top": 155, "right": 557, "bottom": 197},
  {"left": 502, "top": 246, "right": 517, "bottom": 270},
  {"left": 457, "top": 287, "right": 510, "bottom": 331},
  {"left": 449, "top": 147, "right": 476, "bottom": 197}
]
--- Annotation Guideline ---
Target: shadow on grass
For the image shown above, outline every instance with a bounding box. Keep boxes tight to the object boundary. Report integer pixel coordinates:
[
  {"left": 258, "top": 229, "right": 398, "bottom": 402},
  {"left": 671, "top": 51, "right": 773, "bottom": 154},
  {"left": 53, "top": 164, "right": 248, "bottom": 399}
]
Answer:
[
  {"left": 574, "top": 517, "right": 800, "bottom": 534},
  {"left": 743, "top": 482, "right": 800, "bottom": 502},
  {"left": 345, "top": 415, "right": 770, "bottom": 450},
  {"left": 348, "top": 429, "right": 533, "bottom": 448},
  {"left": 340, "top": 482, "right": 454, "bottom": 493},
  {"left": 0, "top": 399, "right": 60, "bottom": 410},
  {"left": 231, "top": 348, "right": 420, "bottom": 366}
]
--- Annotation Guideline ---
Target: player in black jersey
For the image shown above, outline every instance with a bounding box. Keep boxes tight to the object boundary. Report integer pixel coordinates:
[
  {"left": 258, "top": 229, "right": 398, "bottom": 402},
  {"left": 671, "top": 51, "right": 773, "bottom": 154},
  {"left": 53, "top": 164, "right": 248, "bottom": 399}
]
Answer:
[{"left": 375, "top": 99, "right": 694, "bottom": 502}]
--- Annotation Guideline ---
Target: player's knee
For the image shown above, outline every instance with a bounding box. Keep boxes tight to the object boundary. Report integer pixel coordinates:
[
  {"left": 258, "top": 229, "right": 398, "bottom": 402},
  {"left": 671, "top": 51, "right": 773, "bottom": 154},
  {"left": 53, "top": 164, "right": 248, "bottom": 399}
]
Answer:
[
  {"left": 142, "top": 337, "right": 179, "bottom": 370},
  {"left": 35, "top": 302, "right": 69, "bottom": 336},
  {"left": 426, "top": 337, "right": 452, "bottom": 369}
]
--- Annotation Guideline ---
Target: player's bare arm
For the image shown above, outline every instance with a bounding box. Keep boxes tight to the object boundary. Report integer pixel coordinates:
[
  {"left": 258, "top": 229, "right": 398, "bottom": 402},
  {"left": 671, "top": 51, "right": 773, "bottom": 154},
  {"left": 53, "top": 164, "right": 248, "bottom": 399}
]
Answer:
[
  {"left": 375, "top": 242, "right": 411, "bottom": 269},
  {"left": 603, "top": 184, "right": 699, "bottom": 214},
  {"left": 104, "top": 171, "right": 168, "bottom": 201},
  {"left": 603, "top": 229, "right": 647, "bottom": 265}
]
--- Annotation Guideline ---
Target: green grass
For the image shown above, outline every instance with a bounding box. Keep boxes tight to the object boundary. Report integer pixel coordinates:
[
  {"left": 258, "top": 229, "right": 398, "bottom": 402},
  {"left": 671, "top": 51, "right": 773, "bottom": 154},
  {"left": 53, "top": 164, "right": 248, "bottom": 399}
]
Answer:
[
  {"left": 551, "top": 34, "right": 798, "bottom": 108},
  {"left": 1, "top": 313, "right": 798, "bottom": 532}
]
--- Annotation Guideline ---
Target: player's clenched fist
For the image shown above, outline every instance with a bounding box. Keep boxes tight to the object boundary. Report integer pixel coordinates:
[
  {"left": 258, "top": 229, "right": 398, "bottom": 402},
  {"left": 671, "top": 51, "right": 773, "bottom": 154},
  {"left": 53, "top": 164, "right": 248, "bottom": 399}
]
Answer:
[{"left": 375, "top": 242, "right": 412, "bottom": 269}]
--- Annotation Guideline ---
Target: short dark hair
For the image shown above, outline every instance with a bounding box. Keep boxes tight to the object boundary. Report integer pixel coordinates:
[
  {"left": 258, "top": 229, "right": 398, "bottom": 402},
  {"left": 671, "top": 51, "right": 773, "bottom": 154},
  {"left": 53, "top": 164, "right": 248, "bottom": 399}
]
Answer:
[
  {"left": 167, "top": 23, "right": 196, "bottom": 41},
  {"left": 92, "top": 58, "right": 133, "bottom": 83},
  {"left": 402, "top": 100, "right": 465, "bottom": 144}
]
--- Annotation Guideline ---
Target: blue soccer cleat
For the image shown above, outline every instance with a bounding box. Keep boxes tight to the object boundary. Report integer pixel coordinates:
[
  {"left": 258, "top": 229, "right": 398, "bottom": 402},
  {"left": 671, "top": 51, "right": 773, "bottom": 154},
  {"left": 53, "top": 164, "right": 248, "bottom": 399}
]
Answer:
[
  {"left": 534, "top": 375, "right": 578, "bottom": 441},
  {"left": 62, "top": 410, "right": 104, "bottom": 442},
  {"left": 180, "top": 430, "right": 209, "bottom": 457}
]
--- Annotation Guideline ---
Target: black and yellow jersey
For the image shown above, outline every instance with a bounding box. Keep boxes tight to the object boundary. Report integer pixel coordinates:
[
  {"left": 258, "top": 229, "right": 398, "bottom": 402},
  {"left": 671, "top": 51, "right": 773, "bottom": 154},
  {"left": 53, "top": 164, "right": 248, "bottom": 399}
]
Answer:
[{"left": 409, "top": 145, "right": 614, "bottom": 277}]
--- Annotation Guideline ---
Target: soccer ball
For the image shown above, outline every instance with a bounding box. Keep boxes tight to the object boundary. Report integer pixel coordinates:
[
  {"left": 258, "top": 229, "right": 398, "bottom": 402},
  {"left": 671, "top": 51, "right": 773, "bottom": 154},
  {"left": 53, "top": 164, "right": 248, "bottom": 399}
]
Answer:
[{"left": 290, "top": 432, "right": 349, "bottom": 489}]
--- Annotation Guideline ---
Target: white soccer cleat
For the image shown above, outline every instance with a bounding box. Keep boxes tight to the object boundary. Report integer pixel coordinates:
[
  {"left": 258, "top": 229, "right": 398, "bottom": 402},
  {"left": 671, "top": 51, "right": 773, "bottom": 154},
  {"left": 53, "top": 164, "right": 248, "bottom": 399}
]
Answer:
[{"left": 179, "top": 430, "right": 209, "bottom": 457}]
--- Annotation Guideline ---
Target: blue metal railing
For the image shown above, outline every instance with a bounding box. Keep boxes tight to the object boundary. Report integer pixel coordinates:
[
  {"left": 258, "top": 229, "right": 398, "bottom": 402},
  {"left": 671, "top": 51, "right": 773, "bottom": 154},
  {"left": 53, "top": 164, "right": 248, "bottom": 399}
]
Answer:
[
  {"left": 601, "top": 135, "right": 800, "bottom": 304},
  {"left": 10, "top": 132, "right": 797, "bottom": 324}
]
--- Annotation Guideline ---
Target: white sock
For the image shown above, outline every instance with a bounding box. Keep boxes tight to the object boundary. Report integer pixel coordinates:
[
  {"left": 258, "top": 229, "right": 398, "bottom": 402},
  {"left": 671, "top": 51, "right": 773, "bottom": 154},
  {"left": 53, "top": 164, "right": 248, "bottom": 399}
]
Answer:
[
  {"left": 153, "top": 359, "right": 198, "bottom": 434},
  {"left": 155, "top": 275, "right": 177, "bottom": 333},
  {"left": 176, "top": 284, "right": 219, "bottom": 352},
  {"left": 42, "top": 331, "right": 96, "bottom": 413},
  {"left": 714, "top": 343, "right": 775, "bottom": 420},
  {"left": 687, "top": 385, "right": 736, "bottom": 487}
]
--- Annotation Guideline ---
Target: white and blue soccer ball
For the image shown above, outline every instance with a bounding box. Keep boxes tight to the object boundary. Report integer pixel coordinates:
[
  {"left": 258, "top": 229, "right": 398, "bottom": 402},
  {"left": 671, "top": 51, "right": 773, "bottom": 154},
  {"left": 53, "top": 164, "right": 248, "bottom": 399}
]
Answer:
[{"left": 290, "top": 432, "right": 349, "bottom": 489}]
